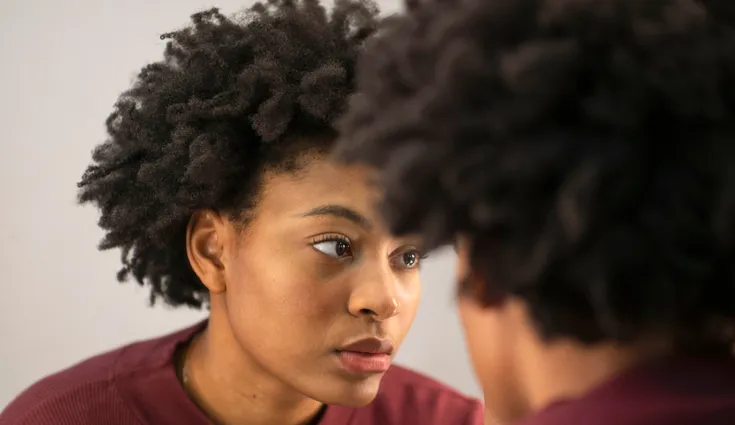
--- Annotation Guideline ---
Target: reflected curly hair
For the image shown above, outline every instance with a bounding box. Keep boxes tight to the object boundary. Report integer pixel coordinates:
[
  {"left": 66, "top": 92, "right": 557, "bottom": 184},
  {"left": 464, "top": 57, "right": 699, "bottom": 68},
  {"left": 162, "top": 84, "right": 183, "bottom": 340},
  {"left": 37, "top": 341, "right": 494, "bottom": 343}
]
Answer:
[
  {"left": 337, "top": 0, "right": 735, "bottom": 347},
  {"left": 78, "top": 0, "right": 380, "bottom": 308}
]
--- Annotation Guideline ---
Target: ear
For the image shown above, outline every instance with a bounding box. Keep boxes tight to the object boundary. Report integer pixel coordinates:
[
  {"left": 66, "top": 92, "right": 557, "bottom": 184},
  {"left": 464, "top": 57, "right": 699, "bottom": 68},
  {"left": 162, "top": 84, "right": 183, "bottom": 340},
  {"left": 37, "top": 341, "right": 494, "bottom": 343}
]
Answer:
[
  {"left": 455, "top": 235, "right": 504, "bottom": 307},
  {"left": 186, "top": 210, "right": 229, "bottom": 294}
]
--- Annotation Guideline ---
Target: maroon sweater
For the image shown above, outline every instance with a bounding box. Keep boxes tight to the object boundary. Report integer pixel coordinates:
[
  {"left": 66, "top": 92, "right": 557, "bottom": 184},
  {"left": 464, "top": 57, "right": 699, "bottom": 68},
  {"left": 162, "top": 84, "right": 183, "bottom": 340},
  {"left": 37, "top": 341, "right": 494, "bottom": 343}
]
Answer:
[
  {"left": 516, "top": 355, "right": 735, "bottom": 425},
  {"left": 0, "top": 324, "right": 483, "bottom": 425}
]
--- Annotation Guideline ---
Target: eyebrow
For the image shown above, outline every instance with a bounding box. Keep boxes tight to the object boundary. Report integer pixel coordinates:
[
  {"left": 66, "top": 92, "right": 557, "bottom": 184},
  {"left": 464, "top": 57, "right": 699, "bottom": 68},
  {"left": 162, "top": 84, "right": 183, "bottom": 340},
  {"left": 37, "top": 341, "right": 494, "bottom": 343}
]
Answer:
[{"left": 300, "top": 204, "right": 373, "bottom": 230}]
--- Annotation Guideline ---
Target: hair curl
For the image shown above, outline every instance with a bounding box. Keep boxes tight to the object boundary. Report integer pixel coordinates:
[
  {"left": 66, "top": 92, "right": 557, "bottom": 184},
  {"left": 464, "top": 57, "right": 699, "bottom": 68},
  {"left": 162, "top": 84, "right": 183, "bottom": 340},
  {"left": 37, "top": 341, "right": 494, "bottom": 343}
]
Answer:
[
  {"left": 78, "top": 0, "right": 380, "bottom": 308},
  {"left": 336, "top": 0, "right": 735, "bottom": 347}
]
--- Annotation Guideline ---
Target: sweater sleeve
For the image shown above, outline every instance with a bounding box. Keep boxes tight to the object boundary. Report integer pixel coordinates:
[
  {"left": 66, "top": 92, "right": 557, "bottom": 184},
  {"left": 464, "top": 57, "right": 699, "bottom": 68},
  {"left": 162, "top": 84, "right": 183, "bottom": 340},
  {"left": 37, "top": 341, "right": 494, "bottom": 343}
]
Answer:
[{"left": 0, "top": 378, "right": 140, "bottom": 425}]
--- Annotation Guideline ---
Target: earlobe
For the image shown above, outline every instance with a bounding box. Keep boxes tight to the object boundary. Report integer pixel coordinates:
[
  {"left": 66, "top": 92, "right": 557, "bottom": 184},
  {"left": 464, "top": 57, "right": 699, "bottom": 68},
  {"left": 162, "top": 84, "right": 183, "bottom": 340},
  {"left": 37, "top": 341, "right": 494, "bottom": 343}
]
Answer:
[
  {"left": 455, "top": 235, "right": 504, "bottom": 307},
  {"left": 465, "top": 269, "right": 506, "bottom": 308},
  {"left": 186, "top": 211, "right": 227, "bottom": 294}
]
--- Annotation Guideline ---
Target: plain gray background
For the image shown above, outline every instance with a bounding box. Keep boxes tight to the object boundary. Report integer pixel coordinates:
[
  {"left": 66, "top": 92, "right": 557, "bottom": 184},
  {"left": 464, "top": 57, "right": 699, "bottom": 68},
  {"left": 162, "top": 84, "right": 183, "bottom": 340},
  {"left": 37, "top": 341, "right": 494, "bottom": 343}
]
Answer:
[{"left": 0, "top": 0, "right": 480, "bottom": 409}]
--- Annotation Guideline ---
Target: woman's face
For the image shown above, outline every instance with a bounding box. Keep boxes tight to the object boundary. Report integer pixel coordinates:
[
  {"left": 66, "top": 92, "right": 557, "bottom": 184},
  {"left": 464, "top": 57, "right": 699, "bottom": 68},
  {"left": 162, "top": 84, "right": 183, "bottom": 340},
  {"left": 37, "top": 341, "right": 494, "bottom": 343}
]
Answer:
[{"left": 196, "top": 155, "right": 422, "bottom": 407}]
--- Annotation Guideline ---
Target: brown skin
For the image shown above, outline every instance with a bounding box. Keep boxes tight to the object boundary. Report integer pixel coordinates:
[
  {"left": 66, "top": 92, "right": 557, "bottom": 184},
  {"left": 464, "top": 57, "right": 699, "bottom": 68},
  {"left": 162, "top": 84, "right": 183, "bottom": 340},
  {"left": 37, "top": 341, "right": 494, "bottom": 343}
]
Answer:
[
  {"left": 455, "top": 238, "right": 664, "bottom": 425},
  {"left": 183, "top": 155, "right": 422, "bottom": 425}
]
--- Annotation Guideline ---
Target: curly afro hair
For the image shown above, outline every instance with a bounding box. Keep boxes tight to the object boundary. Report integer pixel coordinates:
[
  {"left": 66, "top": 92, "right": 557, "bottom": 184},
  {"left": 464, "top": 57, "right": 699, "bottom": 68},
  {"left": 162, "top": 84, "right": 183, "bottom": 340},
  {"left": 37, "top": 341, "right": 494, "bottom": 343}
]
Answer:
[
  {"left": 78, "top": 0, "right": 380, "bottom": 309},
  {"left": 336, "top": 0, "right": 735, "bottom": 348}
]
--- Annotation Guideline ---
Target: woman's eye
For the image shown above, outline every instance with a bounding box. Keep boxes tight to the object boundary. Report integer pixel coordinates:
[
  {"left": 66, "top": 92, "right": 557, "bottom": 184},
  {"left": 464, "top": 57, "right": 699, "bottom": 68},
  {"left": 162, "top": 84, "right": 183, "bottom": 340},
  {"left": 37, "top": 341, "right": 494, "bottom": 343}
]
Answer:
[
  {"left": 312, "top": 239, "right": 353, "bottom": 258},
  {"left": 392, "top": 250, "right": 423, "bottom": 269}
]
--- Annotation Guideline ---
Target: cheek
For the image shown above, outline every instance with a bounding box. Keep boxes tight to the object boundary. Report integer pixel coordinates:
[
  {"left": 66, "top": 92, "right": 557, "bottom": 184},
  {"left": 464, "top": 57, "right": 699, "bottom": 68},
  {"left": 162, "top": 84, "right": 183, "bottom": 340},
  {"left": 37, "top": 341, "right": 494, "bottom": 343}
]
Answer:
[
  {"left": 396, "top": 274, "right": 422, "bottom": 342},
  {"left": 400, "top": 272, "right": 421, "bottom": 311},
  {"left": 224, "top": 249, "right": 343, "bottom": 356},
  {"left": 458, "top": 298, "right": 491, "bottom": 381},
  {"left": 458, "top": 298, "right": 519, "bottom": 423}
]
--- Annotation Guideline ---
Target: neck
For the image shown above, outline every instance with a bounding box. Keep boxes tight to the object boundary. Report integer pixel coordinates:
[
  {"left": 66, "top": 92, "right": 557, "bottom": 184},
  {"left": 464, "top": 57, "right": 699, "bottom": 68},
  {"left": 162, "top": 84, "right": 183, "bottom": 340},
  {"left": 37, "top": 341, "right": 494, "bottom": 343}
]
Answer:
[
  {"left": 518, "top": 336, "right": 666, "bottom": 413},
  {"left": 183, "top": 309, "right": 323, "bottom": 425}
]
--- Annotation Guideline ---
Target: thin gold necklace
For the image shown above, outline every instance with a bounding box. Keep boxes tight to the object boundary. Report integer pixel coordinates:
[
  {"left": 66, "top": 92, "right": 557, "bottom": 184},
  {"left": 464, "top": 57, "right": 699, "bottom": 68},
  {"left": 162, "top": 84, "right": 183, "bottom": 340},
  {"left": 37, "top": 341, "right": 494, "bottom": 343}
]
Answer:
[
  {"left": 177, "top": 340, "right": 195, "bottom": 393},
  {"left": 181, "top": 358, "right": 191, "bottom": 386}
]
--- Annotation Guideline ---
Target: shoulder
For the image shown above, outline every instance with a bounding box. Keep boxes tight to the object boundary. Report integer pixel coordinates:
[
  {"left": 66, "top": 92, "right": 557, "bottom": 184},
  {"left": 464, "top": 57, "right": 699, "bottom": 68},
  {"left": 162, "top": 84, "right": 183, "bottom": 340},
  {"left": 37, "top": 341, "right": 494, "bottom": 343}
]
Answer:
[
  {"left": 0, "top": 324, "right": 201, "bottom": 425},
  {"left": 364, "top": 365, "right": 484, "bottom": 425},
  {"left": 0, "top": 346, "right": 137, "bottom": 425}
]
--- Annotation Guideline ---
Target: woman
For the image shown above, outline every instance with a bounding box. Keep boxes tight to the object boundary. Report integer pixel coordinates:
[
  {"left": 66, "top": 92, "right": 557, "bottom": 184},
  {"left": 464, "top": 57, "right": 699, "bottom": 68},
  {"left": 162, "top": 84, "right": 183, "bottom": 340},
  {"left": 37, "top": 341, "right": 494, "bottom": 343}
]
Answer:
[
  {"left": 334, "top": 0, "right": 735, "bottom": 424},
  {"left": 0, "top": 2, "right": 483, "bottom": 425}
]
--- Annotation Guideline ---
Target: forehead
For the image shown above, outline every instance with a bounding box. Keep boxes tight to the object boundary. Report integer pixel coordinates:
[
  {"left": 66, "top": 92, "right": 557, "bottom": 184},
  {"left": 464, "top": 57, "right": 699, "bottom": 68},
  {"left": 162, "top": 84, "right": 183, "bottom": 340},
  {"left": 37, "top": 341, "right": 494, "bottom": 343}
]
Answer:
[{"left": 256, "top": 156, "right": 382, "bottom": 221}]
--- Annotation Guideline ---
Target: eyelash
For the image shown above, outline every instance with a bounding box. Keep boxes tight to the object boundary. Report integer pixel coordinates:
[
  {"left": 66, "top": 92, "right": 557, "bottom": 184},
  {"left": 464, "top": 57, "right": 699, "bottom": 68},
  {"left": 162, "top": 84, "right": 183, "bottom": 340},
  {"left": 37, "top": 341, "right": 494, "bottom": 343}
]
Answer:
[
  {"left": 308, "top": 234, "right": 428, "bottom": 268},
  {"left": 309, "top": 234, "right": 354, "bottom": 258},
  {"left": 310, "top": 233, "right": 350, "bottom": 245}
]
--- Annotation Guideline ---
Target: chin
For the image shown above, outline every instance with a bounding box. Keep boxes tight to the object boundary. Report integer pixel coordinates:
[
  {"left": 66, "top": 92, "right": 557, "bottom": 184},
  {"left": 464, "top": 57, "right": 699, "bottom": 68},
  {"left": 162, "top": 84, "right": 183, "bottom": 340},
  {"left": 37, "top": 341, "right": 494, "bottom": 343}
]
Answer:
[{"left": 313, "top": 374, "right": 384, "bottom": 407}]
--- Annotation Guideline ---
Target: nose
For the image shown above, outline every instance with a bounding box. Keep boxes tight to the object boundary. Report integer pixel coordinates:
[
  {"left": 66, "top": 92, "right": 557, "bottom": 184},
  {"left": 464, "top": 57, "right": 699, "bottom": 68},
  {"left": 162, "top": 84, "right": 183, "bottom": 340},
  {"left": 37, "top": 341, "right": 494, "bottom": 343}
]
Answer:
[{"left": 347, "top": 267, "right": 401, "bottom": 321}]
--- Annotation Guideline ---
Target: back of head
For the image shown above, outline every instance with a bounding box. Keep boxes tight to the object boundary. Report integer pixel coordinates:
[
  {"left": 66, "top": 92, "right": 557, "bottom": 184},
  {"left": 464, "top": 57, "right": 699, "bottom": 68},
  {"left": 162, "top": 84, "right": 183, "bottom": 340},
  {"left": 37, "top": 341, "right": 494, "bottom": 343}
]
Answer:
[
  {"left": 337, "top": 0, "right": 735, "bottom": 348},
  {"left": 78, "top": 0, "right": 380, "bottom": 308}
]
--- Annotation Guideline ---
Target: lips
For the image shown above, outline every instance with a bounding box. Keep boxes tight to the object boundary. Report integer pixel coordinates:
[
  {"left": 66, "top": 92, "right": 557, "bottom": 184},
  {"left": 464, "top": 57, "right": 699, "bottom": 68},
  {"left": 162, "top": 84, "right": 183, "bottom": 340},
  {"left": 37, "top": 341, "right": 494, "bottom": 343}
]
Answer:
[
  {"left": 340, "top": 338, "right": 394, "bottom": 355},
  {"left": 336, "top": 338, "right": 394, "bottom": 374}
]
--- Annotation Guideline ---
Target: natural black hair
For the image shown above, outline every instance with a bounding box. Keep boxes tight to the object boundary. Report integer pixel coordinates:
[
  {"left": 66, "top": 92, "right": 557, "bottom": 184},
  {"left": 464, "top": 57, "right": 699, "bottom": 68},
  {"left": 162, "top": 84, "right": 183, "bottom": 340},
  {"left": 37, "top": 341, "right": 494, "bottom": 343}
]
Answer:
[
  {"left": 336, "top": 0, "right": 735, "bottom": 347},
  {"left": 78, "top": 0, "right": 380, "bottom": 308}
]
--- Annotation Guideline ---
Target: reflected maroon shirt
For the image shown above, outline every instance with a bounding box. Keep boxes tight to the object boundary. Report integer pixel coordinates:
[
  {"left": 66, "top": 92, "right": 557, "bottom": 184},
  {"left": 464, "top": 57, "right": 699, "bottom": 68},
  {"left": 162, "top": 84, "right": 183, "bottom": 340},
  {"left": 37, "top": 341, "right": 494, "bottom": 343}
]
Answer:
[
  {"left": 0, "top": 323, "right": 483, "bottom": 425},
  {"left": 515, "top": 355, "right": 735, "bottom": 425}
]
